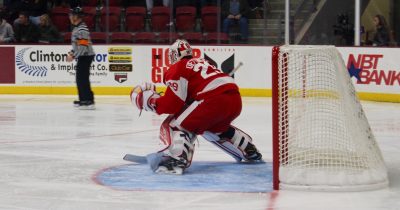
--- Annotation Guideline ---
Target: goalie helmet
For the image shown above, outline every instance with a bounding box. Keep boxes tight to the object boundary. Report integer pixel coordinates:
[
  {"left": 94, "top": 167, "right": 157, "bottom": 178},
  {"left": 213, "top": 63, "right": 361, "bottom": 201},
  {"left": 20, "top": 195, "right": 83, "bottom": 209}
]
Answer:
[{"left": 168, "top": 39, "right": 193, "bottom": 65}]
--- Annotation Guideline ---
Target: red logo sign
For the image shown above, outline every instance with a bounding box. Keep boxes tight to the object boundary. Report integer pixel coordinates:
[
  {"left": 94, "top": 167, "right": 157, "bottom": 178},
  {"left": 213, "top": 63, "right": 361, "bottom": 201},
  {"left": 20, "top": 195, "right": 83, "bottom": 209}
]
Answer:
[
  {"left": 151, "top": 48, "right": 201, "bottom": 83},
  {"left": 347, "top": 53, "right": 400, "bottom": 86}
]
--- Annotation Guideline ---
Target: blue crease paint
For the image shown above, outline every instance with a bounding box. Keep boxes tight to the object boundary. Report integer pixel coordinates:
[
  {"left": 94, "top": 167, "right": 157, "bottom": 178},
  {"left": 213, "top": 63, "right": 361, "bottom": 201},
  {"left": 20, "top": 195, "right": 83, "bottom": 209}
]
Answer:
[{"left": 95, "top": 161, "right": 273, "bottom": 193}]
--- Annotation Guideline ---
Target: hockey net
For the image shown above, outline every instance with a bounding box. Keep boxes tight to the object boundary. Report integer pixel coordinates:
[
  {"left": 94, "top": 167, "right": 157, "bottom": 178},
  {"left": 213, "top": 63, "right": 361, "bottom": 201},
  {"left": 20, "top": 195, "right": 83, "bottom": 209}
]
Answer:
[{"left": 272, "top": 45, "right": 388, "bottom": 191}]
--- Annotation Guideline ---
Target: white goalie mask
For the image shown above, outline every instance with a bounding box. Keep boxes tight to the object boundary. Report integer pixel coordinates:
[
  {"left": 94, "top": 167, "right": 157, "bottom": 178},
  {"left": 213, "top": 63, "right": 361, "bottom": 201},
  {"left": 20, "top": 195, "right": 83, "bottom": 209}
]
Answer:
[{"left": 168, "top": 39, "right": 193, "bottom": 65}]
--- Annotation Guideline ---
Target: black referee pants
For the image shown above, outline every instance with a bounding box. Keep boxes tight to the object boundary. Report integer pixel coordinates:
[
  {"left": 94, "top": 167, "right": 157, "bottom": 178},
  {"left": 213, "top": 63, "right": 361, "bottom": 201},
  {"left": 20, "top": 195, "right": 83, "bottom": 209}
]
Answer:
[{"left": 76, "top": 55, "right": 94, "bottom": 102}]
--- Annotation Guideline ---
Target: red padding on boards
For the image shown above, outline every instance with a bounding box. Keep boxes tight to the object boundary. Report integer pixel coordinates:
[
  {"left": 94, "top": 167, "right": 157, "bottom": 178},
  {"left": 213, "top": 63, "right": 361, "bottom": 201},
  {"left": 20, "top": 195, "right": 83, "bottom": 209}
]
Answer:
[{"left": 0, "top": 47, "right": 15, "bottom": 84}]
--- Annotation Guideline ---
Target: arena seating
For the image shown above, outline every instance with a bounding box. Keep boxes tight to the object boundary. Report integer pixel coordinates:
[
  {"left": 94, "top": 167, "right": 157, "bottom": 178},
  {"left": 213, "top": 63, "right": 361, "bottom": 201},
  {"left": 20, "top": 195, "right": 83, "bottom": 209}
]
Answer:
[
  {"left": 82, "top": 0, "right": 98, "bottom": 6},
  {"left": 201, "top": 6, "right": 220, "bottom": 32},
  {"left": 110, "top": 32, "right": 133, "bottom": 43},
  {"left": 134, "top": 32, "right": 156, "bottom": 43},
  {"left": 205, "top": 32, "right": 229, "bottom": 44},
  {"left": 63, "top": 32, "right": 72, "bottom": 43},
  {"left": 82, "top": 7, "right": 96, "bottom": 31},
  {"left": 91, "top": 32, "right": 108, "bottom": 43},
  {"left": 158, "top": 32, "right": 179, "bottom": 44},
  {"left": 151, "top": 6, "right": 171, "bottom": 32},
  {"left": 175, "top": 6, "right": 196, "bottom": 32},
  {"left": 106, "top": 0, "right": 122, "bottom": 7},
  {"left": 48, "top": 3, "right": 239, "bottom": 44},
  {"left": 182, "top": 32, "right": 204, "bottom": 44},
  {"left": 51, "top": 7, "right": 70, "bottom": 32},
  {"left": 125, "top": 7, "right": 147, "bottom": 32},
  {"left": 100, "top": 7, "right": 121, "bottom": 32}
]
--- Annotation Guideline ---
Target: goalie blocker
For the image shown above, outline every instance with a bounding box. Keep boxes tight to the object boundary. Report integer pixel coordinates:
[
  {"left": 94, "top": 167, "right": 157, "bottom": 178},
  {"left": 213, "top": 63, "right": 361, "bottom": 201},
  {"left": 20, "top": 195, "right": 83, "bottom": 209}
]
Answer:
[{"left": 130, "top": 39, "right": 262, "bottom": 174}]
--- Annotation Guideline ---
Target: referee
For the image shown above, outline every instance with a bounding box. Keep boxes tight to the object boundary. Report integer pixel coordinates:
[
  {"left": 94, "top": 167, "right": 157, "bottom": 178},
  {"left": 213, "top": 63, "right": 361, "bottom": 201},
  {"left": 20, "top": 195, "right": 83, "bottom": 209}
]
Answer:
[{"left": 66, "top": 7, "right": 95, "bottom": 110}]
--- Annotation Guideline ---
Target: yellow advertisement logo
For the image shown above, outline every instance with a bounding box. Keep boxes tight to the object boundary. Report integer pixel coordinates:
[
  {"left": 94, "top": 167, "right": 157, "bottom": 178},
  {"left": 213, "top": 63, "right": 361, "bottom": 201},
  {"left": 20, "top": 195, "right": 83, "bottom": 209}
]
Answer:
[
  {"left": 109, "top": 55, "right": 132, "bottom": 63},
  {"left": 108, "top": 47, "right": 132, "bottom": 55}
]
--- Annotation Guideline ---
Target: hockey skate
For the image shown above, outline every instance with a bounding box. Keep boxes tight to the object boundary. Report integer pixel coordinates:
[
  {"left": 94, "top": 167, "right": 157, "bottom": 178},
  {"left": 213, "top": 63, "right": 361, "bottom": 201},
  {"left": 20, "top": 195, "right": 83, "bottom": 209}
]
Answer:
[
  {"left": 244, "top": 142, "right": 262, "bottom": 162},
  {"left": 155, "top": 156, "right": 188, "bottom": 175},
  {"left": 155, "top": 120, "right": 195, "bottom": 175}
]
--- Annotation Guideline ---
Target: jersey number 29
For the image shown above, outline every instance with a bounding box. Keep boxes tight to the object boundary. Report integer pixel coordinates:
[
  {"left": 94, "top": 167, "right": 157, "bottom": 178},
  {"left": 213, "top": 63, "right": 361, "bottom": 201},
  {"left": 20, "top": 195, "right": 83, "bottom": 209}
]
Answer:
[{"left": 190, "top": 59, "right": 222, "bottom": 79}]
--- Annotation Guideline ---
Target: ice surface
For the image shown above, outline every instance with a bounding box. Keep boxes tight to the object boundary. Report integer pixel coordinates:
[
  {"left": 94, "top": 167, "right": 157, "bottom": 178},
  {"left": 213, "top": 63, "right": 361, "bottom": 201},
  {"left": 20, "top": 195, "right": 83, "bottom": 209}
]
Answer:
[{"left": 0, "top": 95, "right": 399, "bottom": 210}]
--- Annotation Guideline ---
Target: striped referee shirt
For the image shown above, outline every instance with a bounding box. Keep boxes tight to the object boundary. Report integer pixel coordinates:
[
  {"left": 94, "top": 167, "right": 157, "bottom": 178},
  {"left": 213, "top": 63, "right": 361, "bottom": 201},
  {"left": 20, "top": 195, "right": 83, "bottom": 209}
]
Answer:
[{"left": 70, "top": 21, "right": 95, "bottom": 58}]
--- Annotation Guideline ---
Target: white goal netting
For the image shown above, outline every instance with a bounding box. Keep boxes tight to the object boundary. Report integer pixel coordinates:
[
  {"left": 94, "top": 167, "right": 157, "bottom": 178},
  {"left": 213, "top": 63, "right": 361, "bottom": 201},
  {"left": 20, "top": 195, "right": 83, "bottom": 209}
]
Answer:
[{"left": 275, "top": 45, "right": 388, "bottom": 191}]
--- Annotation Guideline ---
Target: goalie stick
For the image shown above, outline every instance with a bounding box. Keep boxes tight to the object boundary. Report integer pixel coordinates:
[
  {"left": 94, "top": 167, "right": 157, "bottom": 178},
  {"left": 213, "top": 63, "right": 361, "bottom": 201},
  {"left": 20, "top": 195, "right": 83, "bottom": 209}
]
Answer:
[
  {"left": 123, "top": 154, "right": 147, "bottom": 164},
  {"left": 123, "top": 152, "right": 164, "bottom": 171},
  {"left": 229, "top": 62, "right": 243, "bottom": 76}
]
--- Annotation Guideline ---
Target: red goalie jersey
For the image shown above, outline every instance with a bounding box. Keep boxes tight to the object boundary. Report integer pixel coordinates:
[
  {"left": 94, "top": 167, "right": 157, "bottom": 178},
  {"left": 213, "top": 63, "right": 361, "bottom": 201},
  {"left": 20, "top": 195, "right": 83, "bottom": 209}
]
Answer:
[{"left": 154, "top": 57, "right": 239, "bottom": 115}]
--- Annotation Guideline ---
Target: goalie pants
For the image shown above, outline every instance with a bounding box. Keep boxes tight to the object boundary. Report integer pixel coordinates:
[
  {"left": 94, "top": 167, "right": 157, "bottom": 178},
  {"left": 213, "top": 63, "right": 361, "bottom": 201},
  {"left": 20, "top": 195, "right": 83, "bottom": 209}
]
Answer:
[
  {"left": 172, "top": 90, "right": 242, "bottom": 135},
  {"left": 76, "top": 55, "right": 95, "bottom": 102}
]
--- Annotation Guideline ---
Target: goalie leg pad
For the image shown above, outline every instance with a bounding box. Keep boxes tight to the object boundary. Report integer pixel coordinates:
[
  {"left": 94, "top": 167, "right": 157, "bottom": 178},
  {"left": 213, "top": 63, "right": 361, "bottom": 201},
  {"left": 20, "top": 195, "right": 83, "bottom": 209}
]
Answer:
[
  {"left": 157, "top": 116, "right": 196, "bottom": 174},
  {"left": 162, "top": 130, "right": 195, "bottom": 165},
  {"left": 221, "top": 126, "right": 251, "bottom": 152},
  {"left": 203, "top": 126, "right": 262, "bottom": 161},
  {"left": 226, "top": 126, "right": 262, "bottom": 161},
  {"left": 202, "top": 131, "right": 245, "bottom": 162}
]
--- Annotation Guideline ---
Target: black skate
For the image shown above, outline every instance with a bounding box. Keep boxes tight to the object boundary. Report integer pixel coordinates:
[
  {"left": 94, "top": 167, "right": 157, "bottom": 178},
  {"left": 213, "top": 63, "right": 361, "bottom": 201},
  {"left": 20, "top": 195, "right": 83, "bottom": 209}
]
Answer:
[
  {"left": 155, "top": 156, "right": 188, "bottom": 175},
  {"left": 244, "top": 142, "right": 262, "bottom": 161},
  {"left": 73, "top": 100, "right": 80, "bottom": 107},
  {"left": 78, "top": 100, "right": 95, "bottom": 110}
]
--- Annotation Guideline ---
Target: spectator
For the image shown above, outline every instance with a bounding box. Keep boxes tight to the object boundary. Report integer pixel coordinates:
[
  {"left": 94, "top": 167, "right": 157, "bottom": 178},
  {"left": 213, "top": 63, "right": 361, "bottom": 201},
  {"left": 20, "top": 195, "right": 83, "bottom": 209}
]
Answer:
[
  {"left": 12, "top": 0, "right": 48, "bottom": 26},
  {"left": 38, "top": 14, "right": 61, "bottom": 43},
  {"left": 0, "top": 10, "right": 14, "bottom": 43},
  {"left": 14, "top": 11, "right": 40, "bottom": 43},
  {"left": 372, "top": 14, "right": 390, "bottom": 46},
  {"left": 222, "top": 0, "right": 250, "bottom": 42}
]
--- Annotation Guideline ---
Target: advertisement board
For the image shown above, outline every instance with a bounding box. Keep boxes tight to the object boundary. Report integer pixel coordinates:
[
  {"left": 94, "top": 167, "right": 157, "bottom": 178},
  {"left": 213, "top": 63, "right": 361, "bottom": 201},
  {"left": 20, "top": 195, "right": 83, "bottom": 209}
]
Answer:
[
  {"left": 149, "top": 45, "right": 269, "bottom": 89},
  {"left": 0, "top": 45, "right": 399, "bottom": 102},
  {"left": 9, "top": 45, "right": 269, "bottom": 89},
  {"left": 13, "top": 45, "right": 145, "bottom": 87},
  {"left": 338, "top": 47, "right": 400, "bottom": 94}
]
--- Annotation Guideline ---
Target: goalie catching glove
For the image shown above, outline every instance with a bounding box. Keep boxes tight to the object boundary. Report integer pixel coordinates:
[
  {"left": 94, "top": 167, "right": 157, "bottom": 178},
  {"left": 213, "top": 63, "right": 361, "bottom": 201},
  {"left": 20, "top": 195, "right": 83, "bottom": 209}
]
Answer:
[{"left": 130, "top": 82, "right": 160, "bottom": 112}]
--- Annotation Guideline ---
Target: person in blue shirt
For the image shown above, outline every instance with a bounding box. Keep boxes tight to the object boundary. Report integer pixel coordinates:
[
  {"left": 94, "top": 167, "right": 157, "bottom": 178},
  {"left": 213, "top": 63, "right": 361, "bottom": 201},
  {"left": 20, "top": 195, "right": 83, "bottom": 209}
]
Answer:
[{"left": 222, "top": 0, "right": 250, "bottom": 42}]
